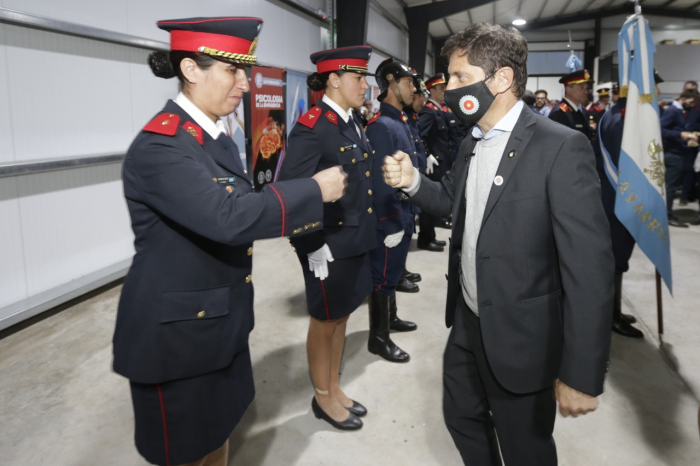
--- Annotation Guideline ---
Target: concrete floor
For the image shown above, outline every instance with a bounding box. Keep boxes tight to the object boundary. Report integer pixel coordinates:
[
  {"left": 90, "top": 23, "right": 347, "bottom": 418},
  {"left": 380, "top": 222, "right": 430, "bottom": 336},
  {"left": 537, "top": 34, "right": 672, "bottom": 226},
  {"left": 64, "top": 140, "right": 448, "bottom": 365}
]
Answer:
[{"left": 1, "top": 205, "right": 700, "bottom": 465}]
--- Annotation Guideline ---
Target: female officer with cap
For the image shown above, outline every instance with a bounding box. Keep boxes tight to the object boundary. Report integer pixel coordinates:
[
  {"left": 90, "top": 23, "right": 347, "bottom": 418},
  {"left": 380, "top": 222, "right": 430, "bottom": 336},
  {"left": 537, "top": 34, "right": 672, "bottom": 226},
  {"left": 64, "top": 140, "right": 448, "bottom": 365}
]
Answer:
[
  {"left": 113, "top": 17, "right": 345, "bottom": 465},
  {"left": 278, "top": 46, "right": 375, "bottom": 431}
]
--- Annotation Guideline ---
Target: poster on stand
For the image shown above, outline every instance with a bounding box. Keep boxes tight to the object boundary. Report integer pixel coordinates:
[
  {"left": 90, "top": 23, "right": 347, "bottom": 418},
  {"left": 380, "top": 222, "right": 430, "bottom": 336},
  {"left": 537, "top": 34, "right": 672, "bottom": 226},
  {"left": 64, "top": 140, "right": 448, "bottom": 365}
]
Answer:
[
  {"left": 285, "top": 70, "right": 309, "bottom": 137},
  {"left": 250, "top": 65, "right": 286, "bottom": 190}
]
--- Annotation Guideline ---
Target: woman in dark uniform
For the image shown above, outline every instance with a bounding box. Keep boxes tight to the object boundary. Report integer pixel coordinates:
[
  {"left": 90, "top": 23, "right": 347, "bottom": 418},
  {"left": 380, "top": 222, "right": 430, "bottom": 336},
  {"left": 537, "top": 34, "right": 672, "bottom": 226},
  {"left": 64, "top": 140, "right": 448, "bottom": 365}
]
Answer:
[
  {"left": 113, "top": 17, "right": 345, "bottom": 465},
  {"left": 277, "top": 46, "right": 376, "bottom": 431}
]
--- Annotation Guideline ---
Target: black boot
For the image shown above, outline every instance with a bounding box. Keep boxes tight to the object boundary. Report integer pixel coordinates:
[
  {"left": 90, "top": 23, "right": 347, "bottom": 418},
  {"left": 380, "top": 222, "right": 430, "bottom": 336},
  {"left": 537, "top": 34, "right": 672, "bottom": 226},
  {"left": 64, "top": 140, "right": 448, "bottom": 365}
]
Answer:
[
  {"left": 390, "top": 293, "right": 417, "bottom": 332},
  {"left": 368, "top": 291, "right": 410, "bottom": 362},
  {"left": 612, "top": 273, "right": 643, "bottom": 338},
  {"left": 402, "top": 268, "right": 422, "bottom": 283},
  {"left": 396, "top": 277, "right": 419, "bottom": 293}
]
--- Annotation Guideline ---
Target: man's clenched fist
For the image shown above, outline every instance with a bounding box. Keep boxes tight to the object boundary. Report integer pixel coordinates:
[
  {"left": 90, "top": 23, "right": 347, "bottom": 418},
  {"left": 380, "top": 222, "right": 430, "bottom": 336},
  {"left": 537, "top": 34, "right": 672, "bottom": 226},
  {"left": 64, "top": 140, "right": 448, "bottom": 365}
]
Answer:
[{"left": 382, "top": 150, "right": 415, "bottom": 189}]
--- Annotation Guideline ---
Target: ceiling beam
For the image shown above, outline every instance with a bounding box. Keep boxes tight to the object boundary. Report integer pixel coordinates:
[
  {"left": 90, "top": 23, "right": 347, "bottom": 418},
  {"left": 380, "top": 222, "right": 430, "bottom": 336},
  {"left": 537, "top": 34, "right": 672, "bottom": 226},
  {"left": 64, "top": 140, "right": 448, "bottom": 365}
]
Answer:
[
  {"left": 404, "top": 0, "right": 496, "bottom": 23},
  {"left": 432, "top": 0, "right": 454, "bottom": 35}
]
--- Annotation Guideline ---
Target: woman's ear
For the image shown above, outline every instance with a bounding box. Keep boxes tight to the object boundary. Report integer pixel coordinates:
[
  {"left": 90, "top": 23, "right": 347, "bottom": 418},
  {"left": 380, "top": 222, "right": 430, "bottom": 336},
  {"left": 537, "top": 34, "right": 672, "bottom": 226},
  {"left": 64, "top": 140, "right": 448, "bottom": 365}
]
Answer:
[{"left": 181, "top": 57, "right": 197, "bottom": 84}]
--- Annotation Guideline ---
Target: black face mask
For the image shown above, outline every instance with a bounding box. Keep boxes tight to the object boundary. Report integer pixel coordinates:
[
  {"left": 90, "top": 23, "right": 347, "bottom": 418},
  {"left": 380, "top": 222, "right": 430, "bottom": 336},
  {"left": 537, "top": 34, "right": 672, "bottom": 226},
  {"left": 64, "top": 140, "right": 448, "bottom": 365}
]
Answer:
[
  {"left": 443, "top": 73, "right": 496, "bottom": 126},
  {"left": 683, "top": 102, "right": 693, "bottom": 111}
]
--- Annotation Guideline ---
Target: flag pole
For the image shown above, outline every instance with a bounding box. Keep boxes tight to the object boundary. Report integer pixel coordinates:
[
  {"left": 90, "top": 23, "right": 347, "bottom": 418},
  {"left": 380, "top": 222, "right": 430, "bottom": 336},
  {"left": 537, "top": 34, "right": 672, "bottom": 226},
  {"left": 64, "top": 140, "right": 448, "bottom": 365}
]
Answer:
[{"left": 655, "top": 269, "right": 664, "bottom": 343}]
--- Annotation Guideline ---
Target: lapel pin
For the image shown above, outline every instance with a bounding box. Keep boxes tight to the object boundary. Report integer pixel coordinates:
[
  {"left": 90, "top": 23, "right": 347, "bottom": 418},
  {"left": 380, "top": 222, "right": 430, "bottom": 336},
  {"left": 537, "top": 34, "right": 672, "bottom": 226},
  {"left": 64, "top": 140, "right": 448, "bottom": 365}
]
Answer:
[
  {"left": 507, "top": 149, "right": 516, "bottom": 159},
  {"left": 494, "top": 175, "right": 504, "bottom": 186}
]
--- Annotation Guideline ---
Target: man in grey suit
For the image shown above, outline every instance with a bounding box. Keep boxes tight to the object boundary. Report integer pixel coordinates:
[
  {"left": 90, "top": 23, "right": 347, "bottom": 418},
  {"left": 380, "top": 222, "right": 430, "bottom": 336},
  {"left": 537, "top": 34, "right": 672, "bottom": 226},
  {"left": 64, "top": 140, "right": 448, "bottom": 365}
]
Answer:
[{"left": 383, "top": 23, "right": 614, "bottom": 465}]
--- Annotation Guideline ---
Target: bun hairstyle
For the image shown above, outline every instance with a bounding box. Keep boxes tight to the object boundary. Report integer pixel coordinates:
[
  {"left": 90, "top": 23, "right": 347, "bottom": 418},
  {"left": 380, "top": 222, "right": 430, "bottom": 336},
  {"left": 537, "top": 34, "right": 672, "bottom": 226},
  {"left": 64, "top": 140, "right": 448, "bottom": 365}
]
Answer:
[
  {"left": 148, "top": 50, "right": 216, "bottom": 89},
  {"left": 307, "top": 71, "right": 347, "bottom": 92}
]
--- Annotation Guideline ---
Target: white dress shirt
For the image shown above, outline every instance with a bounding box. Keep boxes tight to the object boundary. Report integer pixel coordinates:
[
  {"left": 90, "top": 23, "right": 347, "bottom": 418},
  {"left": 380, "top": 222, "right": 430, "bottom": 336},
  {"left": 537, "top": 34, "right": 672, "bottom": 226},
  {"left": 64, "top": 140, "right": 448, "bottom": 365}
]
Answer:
[{"left": 174, "top": 92, "right": 228, "bottom": 140}]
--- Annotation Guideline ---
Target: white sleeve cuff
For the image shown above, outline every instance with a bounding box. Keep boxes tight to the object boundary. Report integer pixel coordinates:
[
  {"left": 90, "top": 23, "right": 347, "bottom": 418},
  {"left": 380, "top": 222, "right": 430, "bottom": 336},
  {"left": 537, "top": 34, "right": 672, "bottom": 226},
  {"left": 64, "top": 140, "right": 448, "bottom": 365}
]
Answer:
[{"left": 403, "top": 168, "right": 422, "bottom": 197}]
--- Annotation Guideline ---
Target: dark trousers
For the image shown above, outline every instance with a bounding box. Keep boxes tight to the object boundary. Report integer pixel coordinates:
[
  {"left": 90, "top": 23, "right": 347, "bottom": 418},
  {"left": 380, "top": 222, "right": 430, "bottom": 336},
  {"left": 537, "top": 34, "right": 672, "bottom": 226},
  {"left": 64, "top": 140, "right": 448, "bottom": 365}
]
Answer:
[
  {"left": 369, "top": 227, "right": 412, "bottom": 294},
  {"left": 417, "top": 211, "right": 436, "bottom": 244},
  {"left": 665, "top": 151, "right": 684, "bottom": 217},
  {"left": 681, "top": 151, "right": 698, "bottom": 200},
  {"left": 443, "top": 295, "right": 557, "bottom": 466}
]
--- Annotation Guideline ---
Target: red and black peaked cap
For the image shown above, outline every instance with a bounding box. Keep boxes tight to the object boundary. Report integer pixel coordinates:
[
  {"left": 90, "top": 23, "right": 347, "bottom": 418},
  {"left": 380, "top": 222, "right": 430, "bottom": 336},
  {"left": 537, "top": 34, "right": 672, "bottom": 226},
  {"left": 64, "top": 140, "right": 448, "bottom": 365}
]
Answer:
[
  {"left": 310, "top": 46, "right": 373, "bottom": 75},
  {"left": 425, "top": 73, "right": 446, "bottom": 90},
  {"left": 157, "top": 17, "right": 263, "bottom": 65}
]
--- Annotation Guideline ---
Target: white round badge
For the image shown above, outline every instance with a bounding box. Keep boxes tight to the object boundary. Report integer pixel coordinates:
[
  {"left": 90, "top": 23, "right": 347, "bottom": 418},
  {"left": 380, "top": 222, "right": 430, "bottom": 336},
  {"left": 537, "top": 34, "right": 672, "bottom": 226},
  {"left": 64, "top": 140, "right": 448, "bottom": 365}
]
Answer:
[
  {"left": 494, "top": 175, "right": 504, "bottom": 186},
  {"left": 458, "top": 95, "right": 480, "bottom": 115}
]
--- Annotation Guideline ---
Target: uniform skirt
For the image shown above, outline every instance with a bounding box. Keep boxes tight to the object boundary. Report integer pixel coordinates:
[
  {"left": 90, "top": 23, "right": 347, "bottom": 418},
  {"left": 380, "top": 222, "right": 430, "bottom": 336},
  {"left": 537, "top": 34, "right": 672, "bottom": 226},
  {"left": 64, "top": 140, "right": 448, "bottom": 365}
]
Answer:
[
  {"left": 129, "top": 347, "right": 254, "bottom": 465},
  {"left": 297, "top": 251, "right": 372, "bottom": 321}
]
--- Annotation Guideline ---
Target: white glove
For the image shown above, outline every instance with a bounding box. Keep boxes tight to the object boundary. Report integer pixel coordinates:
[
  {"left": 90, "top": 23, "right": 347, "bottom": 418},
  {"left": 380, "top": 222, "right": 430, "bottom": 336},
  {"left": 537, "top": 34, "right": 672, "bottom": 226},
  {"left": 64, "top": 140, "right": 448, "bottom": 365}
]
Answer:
[
  {"left": 384, "top": 230, "right": 404, "bottom": 248},
  {"left": 308, "top": 244, "right": 334, "bottom": 280},
  {"left": 426, "top": 154, "right": 439, "bottom": 175}
]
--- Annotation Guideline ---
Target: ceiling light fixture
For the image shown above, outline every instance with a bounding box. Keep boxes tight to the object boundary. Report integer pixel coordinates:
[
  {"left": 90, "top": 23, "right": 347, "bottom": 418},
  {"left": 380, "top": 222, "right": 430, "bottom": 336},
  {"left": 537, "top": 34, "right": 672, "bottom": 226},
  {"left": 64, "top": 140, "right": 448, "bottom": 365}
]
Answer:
[{"left": 512, "top": 18, "right": 526, "bottom": 26}]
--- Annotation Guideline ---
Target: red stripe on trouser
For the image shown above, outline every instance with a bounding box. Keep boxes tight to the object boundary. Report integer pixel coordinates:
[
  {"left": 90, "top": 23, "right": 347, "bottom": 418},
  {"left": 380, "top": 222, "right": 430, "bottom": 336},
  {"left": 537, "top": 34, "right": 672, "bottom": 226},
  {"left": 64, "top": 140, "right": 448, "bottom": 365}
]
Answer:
[
  {"left": 320, "top": 280, "right": 331, "bottom": 320},
  {"left": 157, "top": 385, "right": 170, "bottom": 466},
  {"left": 376, "top": 245, "right": 389, "bottom": 291}
]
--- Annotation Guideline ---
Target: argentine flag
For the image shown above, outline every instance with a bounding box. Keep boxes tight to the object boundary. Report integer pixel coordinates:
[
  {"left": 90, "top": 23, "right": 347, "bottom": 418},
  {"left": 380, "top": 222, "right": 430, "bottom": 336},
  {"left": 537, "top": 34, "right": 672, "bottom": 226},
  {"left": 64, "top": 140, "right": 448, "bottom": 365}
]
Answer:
[{"left": 599, "top": 13, "right": 672, "bottom": 293}]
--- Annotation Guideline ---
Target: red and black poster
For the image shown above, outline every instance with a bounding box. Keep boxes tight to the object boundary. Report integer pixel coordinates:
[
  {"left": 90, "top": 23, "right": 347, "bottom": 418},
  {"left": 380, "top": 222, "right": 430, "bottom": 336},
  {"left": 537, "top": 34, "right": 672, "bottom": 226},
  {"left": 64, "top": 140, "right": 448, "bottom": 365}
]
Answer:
[{"left": 250, "top": 66, "right": 286, "bottom": 190}]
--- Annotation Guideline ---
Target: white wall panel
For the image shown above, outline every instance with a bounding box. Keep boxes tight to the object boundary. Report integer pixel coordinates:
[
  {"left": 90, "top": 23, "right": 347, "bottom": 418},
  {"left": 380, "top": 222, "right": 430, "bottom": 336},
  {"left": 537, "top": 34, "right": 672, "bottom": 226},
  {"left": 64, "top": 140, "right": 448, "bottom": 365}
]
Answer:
[
  {"left": 15, "top": 164, "right": 133, "bottom": 296},
  {"left": 3, "top": 24, "right": 139, "bottom": 160},
  {"left": 4, "top": 0, "right": 129, "bottom": 33},
  {"left": 0, "top": 39, "right": 14, "bottom": 163},
  {"left": 367, "top": 5, "right": 408, "bottom": 62},
  {"left": 125, "top": 0, "right": 202, "bottom": 41},
  {"left": 128, "top": 63, "right": 178, "bottom": 135},
  {"left": 0, "top": 178, "right": 29, "bottom": 308}
]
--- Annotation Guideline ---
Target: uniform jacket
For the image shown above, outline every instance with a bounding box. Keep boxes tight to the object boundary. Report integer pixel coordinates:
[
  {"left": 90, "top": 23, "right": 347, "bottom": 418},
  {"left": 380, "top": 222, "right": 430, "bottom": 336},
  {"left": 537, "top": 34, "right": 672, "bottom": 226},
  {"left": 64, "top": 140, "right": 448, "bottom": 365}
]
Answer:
[
  {"left": 549, "top": 100, "right": 593, "bottom": 140},
  {"left": 418, "top": 100, "right": 450, "bottom": 180},
  {"left": 594, "top": 98, "right": 626, "bottom": 215},
  {"left": 277, "top": 100, "right": 377, "bottom": 259},
  {"left": 660, "top": 103, "right": 695, "bottom": 157},
  {"left": 441, "top": 102, "right": 470, "bottom": 167},
  {"left": 408, "top": 105, "right": 614, "bottom": 396},
  {"left": 366, "top": 102, "right": 418, "bottom": 235},
  {"left": 405, "top": 108, "right": 427, "bottom": 173},
  {"left": 113, "top": 100, "right": 323, "bottom": 384}
]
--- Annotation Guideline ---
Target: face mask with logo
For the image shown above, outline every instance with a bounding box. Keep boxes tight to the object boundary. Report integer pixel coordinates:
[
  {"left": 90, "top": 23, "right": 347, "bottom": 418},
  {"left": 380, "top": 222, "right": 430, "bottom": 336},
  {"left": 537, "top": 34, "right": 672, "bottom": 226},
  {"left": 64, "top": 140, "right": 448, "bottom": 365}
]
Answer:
[{"left": 443, "top": 72, "right": 496, "bottom": 126}]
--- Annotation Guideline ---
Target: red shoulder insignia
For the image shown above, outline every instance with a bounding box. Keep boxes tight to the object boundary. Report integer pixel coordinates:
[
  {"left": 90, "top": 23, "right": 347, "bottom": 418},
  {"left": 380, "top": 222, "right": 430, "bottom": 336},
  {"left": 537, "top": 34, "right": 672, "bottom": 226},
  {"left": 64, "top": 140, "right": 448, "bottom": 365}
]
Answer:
[
  {"left": 621, "top": 107, "right": 626, "bottom": 118},
  {"left": 401, "top": 112, "right": 409, "bottom": 123},
  {"left": 412, "top": 113, "right": 418, "bottom": 121},
  {"left": 367, "top": 111, "right": 381, "bottom": 126},
  {"left": 325, "top": 110, "right": 338, "bottom": 125},
  {"left": 298, "top": 106, "right": 322, "bottom": 128},
  {"left": 143, "top": 112, "right": 180, "bottom": 136},
  {"left": 559, "top": 102, "right": 569, "bottom": 112},
  {"left": 182, "top": 121, "right": 204, "bottom": 145},
  {"left": 424, "top": 102, "right": 439, "bottom": 111}
]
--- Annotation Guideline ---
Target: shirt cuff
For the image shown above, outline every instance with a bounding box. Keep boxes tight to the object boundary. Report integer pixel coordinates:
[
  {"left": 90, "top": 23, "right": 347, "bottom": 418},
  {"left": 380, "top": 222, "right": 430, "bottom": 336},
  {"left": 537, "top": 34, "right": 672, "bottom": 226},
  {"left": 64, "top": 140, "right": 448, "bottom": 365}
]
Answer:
[{"left": 403, "top": 168, "right": 422, "bottom": 197}]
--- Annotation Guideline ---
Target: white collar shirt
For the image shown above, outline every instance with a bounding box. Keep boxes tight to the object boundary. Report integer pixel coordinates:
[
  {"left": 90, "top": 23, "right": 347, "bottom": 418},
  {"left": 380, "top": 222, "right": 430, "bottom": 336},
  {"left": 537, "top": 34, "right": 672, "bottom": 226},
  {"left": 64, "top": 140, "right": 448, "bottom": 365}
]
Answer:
[{"left": 174, "top": 92, "right": 228, "bottom": 140}]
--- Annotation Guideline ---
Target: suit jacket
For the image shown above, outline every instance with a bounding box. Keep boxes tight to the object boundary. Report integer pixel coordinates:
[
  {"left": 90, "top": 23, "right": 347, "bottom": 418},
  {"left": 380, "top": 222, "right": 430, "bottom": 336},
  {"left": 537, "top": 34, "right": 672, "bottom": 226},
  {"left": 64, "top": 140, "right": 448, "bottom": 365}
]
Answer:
[
  {"left": 660, "top": 104, "right": 694, "bottom": 156},
  {"left": 408, "top": 105, "right": 614, "bottom": 396},
  {"left": 278, "top": 100, "right": 377, "bottom": 259},
  {"left": 113, "top": 100, "right": 323, "bottom": 384}
]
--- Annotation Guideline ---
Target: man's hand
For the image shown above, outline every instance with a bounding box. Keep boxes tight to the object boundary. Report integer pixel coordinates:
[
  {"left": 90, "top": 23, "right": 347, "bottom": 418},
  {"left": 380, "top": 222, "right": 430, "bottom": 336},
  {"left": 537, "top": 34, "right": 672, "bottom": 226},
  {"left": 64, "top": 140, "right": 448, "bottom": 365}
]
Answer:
[
  {"left": 554, "top": 379, "right": 599, "bottom": 418},
  {"left": 312, "top": 166, "right": 348, "bottom": 203},
  {"left": 426, "top": 154, "right": 439, "bottom": 175},
  {"left": 681, "top": 131, "right": 699, "bottom": 142},
  {"left": 383, "top": 151, "right": 415, "bottom": 188}
]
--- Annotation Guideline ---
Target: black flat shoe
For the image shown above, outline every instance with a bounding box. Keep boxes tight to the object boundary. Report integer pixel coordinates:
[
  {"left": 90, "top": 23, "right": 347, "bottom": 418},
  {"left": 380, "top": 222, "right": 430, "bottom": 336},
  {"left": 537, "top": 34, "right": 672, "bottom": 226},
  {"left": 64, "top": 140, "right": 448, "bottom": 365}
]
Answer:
[
  {"left": 312, "top": 397, "right": 363, "bottom": 430},
  {"left": 612, "top": 319, "right": 644, "bottom": 338},
  {"left": 390, "top": 317, "right": 417, "bottom": 332},
  {"left": 619, "top": 313, "right": 637, "bottom": 324},
  {"left": 396, "top": 277, "right": 419, "bottom": 293},
  {"left": 434, "top": 240, "right": 447, "bottom": 247},
  {"left": 346, "top": 400, "right": 367, "bottom": 417},
  {"left": 402, "top": 269, "right": 422, "bottom": 283}
]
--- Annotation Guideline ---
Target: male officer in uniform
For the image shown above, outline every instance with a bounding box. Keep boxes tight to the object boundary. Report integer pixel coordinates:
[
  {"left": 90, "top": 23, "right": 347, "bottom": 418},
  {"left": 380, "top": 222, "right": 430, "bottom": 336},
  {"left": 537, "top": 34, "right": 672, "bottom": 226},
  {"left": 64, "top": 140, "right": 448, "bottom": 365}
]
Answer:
[
  {"left": 549, "top": 69, "right": 594, "bottom": 141},
  {"left": 594, "top": 89, "right": 645, "bottom": 338},
  {"left": 398, "top": 75, "right": 432, "bottom": 293},
  {"left": 417, "top": 73, "right": 451, "bottom": 250},
  {"left": 365, "top": 58, "right": 419, "bottom": 362}
]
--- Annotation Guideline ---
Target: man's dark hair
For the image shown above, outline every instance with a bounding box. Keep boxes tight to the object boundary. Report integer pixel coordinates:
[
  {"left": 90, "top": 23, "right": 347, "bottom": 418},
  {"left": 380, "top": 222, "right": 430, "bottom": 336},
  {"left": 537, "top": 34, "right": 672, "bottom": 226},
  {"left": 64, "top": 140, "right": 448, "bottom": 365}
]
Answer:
[
  {"left": 679, "top": 89, "right": 699, "bottom": 100},
  {"left": 535, "top": 89, "right": 548, "bottom": 97},
  {"left": 522, "top": 90, "right": 536, "bottom": 106},
  {"left": 441, "top": 22, "right": 528, "bottom": 98},
  {"left": 684, "top": 80, "right": 698, "bottom": 88}
]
